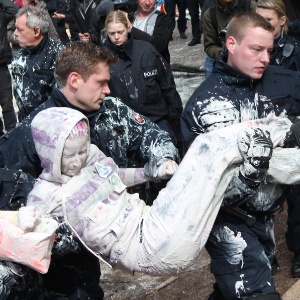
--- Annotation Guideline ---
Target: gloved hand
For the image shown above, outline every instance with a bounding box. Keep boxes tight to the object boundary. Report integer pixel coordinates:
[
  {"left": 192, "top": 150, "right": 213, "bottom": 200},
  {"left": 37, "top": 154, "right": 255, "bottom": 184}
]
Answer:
[
  {"left": 17, "top": 206, "right": 39, "bottom": 232},
  {"left": 283, "top": 119, "right": 300, "bottom": 148},
  {"left": 238, "top": 128, "right": 273, "bottom": 186},
  {"left": 144, "top": 158, "right": 178, "bottom": 180}
]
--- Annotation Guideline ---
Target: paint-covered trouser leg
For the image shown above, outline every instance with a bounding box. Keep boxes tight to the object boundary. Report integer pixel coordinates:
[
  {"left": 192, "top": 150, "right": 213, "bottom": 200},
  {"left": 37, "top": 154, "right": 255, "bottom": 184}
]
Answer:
[{"left": 205, "top": 211, "right": 277, "bottom": 300}]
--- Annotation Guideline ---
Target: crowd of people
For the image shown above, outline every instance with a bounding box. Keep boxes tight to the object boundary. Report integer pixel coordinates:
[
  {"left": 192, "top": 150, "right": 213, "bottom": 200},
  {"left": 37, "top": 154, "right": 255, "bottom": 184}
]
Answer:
[{"left": 0, "top": 0, "right": 300, "bottom": 299}]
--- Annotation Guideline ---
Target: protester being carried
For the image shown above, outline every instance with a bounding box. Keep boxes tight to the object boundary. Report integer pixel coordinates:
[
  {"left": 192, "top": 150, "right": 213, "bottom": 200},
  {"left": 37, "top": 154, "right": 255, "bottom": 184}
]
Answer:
[{"left": 26, "top": 105, "right": 300, "bottom": 280}]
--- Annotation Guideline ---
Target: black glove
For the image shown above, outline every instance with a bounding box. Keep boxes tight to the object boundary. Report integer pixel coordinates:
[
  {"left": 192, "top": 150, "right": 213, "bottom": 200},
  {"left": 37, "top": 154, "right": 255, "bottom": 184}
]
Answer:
[
  {"left": 238, "top": 128, "right": 273, "bottom": 186},
  {"left": 283, "top": 119, "right": 300, "bottom": 148}
]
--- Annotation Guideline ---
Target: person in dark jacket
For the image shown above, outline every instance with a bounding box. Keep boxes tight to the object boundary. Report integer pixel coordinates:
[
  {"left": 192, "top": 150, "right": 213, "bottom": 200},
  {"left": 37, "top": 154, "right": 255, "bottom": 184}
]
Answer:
[
  {"left": 104, "top": 10, "right": 183, "bottom": 149},
  {"left": 0, "top": 0, "right": 18, "bottom": 137},
  {"left": 0, "top": 41, "right": 179, "bottom": 298},
  {"left": 11, "top": 6, "right": 63, "bottom": 122},
  {"left": 256, "top": 0, "right": 300, "bottom": 71},
  {"left": 256, "top": 0, "right": 300, "bottom": 278},
  {"left": 88, "top": 0, "right": 174, "bottom": 64},
  {"left": 181, "top": 12, "right": 300, "bottom": 299}
]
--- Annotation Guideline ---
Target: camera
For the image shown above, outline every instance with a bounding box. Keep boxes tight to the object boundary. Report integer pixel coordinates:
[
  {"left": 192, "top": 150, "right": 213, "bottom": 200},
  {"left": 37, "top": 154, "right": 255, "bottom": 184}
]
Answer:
[{"left": 218, "top": 25, "right": 228, "bottom": 43}]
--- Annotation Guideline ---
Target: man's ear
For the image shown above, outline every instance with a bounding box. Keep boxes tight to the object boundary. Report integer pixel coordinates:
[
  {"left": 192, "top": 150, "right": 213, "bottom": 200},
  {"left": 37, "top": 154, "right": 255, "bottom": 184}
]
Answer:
[
  {"left": 33, "top": 27, "right": 41, "bottom": 37},
  {"left": 68, "top": 72, "right": 81, "bottom": 90},
  {"left": 226, "top": 36, "right": 236, "bottom": 55}
]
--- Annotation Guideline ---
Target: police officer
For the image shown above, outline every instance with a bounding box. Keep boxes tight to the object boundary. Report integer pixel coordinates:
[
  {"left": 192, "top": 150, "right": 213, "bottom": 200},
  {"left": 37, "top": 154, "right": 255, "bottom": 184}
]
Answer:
[
  {"left": 256, "top": 0, "right": 300, "bottom": 278},
  {"left": 0, "top": 41, "right": 179, "bottom": 298}
]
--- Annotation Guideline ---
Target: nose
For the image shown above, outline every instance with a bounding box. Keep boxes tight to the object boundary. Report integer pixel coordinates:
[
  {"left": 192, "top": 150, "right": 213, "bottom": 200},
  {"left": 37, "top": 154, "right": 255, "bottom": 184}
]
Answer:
[
  {"left": 13, "top": 28, "right": 18, "bottom": 36},
  {"left": 103, "top": 83, "right": 110, "bottom": 95},
  {"left": 260, "top": 50, "right": 270, "bottom": 64},
  {"left": 71, "top": 155, "right": 81, "bottom": 168}
]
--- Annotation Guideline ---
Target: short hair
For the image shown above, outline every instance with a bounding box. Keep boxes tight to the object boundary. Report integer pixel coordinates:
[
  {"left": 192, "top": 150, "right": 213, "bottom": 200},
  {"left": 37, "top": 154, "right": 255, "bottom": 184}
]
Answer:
[
  {"left": 256, "top": 0, "right": 288, "bottom": 34},
  {"left": 68, "top": 120, "right": 89, "bottom": 140},
  {"left": 16, "top": 6, "right": 49, "bottom": 35},
  {"left": 226, "top": 11, "right": 274, "bottom": 43},
  {"left": 54, "top": 42, "right": 117, "bottom": 88},
  {"left": 105, "top": 10, "right": 129, "bottom": 30}
]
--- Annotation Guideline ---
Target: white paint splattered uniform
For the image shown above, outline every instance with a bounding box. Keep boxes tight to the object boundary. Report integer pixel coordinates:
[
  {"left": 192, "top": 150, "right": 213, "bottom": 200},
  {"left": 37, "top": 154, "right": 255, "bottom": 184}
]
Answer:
[
  {"left": 11, "top": 36, "right": 62, "bottom": 121},
  {"left": 181, "top": 60, "right": 300, "bottom": 299}
]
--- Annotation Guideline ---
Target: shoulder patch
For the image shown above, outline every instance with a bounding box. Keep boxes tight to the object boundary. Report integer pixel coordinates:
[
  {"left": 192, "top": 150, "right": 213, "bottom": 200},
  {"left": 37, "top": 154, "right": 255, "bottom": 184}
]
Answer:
[{"left": 131, "top": 112, "right": 145, "bottom": 125}]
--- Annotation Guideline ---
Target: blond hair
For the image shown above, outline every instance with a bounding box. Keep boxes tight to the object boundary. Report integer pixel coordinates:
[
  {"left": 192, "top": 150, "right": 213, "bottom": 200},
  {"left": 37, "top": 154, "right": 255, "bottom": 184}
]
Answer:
[{"left": 256, "top": 0, "right": 288, "bottom": 33}]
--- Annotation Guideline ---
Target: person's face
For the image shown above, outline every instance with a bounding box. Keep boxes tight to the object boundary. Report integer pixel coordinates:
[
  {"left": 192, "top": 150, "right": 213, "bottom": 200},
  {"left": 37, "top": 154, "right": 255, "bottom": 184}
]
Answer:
[
  {"left": 14, "top": 14, "right": 40, "bottom": 47},
  {"left": 73, "top": 62, "right": 111, "bottom": 111},
  {"left": 106, "top": 22, "right": 128, "bottom": 46},
  {"left": 137, "top": 0, "right": 156, "bottom": 15},
  {"left": 256, "top": 7, "right": 286, "bottom": 39},
  {"left": 61, "top": 134, "right": 88, "bottom": 177},
  {"left": 226, "top": 27, "right": 274, "bottom": 79}
]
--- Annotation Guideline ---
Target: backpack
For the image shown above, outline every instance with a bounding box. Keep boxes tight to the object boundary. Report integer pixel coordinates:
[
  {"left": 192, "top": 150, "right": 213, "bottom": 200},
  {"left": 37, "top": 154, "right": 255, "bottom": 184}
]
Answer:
[{"left": 210, "top": 0, "right": 252, "bottom": 33}]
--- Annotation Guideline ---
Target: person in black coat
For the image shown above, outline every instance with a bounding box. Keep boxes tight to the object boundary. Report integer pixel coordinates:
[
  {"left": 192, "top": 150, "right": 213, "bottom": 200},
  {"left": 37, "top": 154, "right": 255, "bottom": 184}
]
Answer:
[
  {"left": 104, "top": 10, "right": 183, "bottom": 149},
  {"left": 256, "top": 0, "right": 300, "bottom": 278},
  {"left": 87, "top": 0, "right": 174, "bottom": 64},
  {"left": 0, "top": 0, "right": 18, "bottom": 136}
]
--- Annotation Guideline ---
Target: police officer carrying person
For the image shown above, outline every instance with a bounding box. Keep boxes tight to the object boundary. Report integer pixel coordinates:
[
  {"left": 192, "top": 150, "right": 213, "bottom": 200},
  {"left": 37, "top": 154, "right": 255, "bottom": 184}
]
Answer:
[
  {"left": 181, "top": 11, "right": 300, "bottom": 299},
  {"left": 0, "top": 41, "right": 179, "bottom": 298},
  {"left": 256, "top": 0, "right": 300, "bottom": 278}
]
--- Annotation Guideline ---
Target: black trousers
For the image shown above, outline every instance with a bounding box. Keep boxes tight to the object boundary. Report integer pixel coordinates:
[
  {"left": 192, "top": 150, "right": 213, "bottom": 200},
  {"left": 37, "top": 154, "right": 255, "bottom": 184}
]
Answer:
[
  {"left": 286, "top": 185, "right": 300, "bottom": 253},
  {"left": 165, "top": 0, "right": 188, "bottom": 33},
  {"left": 0, "top": 65, "right": 17, "bottom": 135},
  {"left": 187, "top": 0, "right": 205, "bottom": 40},
  {"left": 205, "top": 211, "right": 277, "bottom": 299}
]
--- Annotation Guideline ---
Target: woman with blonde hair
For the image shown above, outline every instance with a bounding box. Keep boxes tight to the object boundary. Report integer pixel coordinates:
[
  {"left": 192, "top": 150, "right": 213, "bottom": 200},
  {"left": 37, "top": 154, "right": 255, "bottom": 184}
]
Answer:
[
  {"left": 256, "top": 0, "right": 300, "bottom": 279},
  {"left": 104, "top": 10, "right": 183, "bottom": 153},
  {"left": 256, "top": 0, "right": 300, "bottom": 70}
]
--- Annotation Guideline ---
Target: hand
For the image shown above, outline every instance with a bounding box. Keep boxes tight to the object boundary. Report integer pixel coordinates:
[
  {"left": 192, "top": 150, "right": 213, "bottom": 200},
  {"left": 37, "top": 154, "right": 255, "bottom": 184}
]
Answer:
[
  {"left": 164, "top": 160, "right": 179, "bottom": 176},
  {"left": 283, "top": 119, "right": 300, "bottom": 148},
  {"left": 238, "top": 127, "right": 273, "bottom": 185},
  {"left": 52, "top": 12, "right": 66, "bottom": 19},
  {"left": 144, "top": 158, "right": 178, "bottom": 180},
  {"left": 18, "top": 206, "right": 40, "bottom": 232},
  {"left": 79, "top": 32, "right": 91, "bottom": 42}
]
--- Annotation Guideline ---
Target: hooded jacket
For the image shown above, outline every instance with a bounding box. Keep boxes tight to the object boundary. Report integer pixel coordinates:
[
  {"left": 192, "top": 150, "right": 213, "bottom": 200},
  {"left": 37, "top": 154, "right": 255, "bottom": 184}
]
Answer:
[
  {"left": 26, "top": 107, "right": 299, "bottom": 275},
  {"left": 11, "top": 36, "right": 63, "bottom": 121},
  {"left": 27, "top": 107, "right": 149, "bottom": 270}
]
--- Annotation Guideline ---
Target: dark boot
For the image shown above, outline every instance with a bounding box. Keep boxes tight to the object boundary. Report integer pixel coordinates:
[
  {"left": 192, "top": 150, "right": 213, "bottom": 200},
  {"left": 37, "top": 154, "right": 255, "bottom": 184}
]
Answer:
[
  {"left": 208, "top": 283, "right": 225, "bottom": 300},
  {"left": 247, "top": 292, "right": 281, "bottom": 299},
  {"left": 292, "top": 253, "right": 300, "bottom": 277}
]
